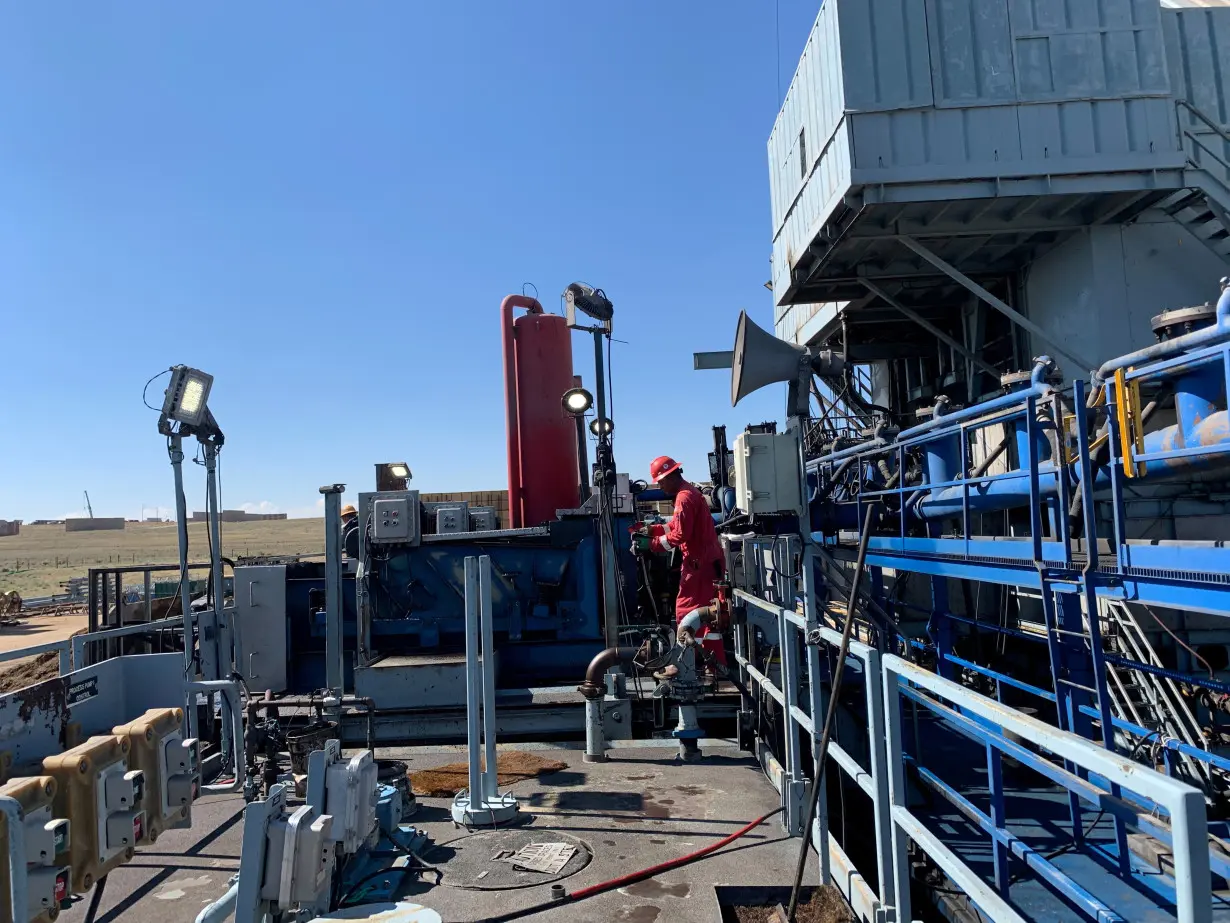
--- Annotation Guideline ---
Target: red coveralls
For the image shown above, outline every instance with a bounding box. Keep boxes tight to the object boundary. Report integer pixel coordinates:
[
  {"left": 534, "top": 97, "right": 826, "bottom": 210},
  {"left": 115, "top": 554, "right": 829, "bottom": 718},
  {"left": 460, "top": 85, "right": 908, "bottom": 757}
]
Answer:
[{"left": 655, "top": 480, "right": 726, "bottom": 663}]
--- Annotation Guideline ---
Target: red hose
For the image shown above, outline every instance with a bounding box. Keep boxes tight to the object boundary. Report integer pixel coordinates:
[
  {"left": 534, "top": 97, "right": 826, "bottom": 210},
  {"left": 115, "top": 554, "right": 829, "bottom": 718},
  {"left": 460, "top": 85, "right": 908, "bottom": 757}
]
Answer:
[
  {"left": 478, "top": 806, "right": 783, "bottom": 922},
  {"left": 500, "top": 294, "right": 543, "bottom": 529},
  {"left": 570, "top": 805, "right": 784, "bottom": 900}
]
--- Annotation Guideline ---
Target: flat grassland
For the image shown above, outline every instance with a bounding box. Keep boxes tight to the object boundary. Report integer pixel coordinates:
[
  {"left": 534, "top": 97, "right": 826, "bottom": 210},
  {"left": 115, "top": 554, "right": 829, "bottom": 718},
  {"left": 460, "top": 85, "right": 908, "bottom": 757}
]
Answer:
[{"left": 0, "top": 520, "right": 326, "bottom": 597}]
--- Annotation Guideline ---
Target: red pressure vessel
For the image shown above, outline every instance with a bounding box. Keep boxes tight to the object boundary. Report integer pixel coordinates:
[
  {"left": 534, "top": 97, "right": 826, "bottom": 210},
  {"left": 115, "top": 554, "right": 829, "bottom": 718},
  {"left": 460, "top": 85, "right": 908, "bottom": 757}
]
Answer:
[{"left": 501, "top": 296, "right": 581, "bottom": 527}]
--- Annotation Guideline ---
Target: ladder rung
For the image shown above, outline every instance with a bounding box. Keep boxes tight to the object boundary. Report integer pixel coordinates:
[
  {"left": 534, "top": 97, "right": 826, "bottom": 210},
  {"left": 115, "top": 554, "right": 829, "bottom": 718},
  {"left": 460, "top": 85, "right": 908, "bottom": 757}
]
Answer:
[{"left": 1057, "top": 679, "right": 1100, "bottom": 695}]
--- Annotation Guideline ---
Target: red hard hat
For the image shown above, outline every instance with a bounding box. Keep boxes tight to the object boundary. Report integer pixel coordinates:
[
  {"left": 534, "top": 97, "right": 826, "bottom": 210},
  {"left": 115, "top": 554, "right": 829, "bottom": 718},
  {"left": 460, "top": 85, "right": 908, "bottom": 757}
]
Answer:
[{"left": 649, "top": 456, "right": 682, "bottom": 483}]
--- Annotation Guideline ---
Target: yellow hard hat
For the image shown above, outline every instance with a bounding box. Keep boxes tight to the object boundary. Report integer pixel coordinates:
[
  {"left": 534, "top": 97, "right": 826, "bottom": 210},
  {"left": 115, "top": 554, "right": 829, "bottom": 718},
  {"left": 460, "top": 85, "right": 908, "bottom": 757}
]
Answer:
[{"left": 341, "top": 504, "right": 358, "bottom": 518}]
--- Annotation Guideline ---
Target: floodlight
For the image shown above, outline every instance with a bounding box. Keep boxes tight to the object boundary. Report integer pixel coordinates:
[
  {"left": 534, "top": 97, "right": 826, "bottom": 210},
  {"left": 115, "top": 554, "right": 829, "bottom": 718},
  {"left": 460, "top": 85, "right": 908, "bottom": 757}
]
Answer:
[
  {"left": 162, "top": 366, "right": 214, "bottom": 428},
  {"left": 563, "top": 283, "right": 614, "bottom": 322},
  {"left": 589, "top": 418, "right": 614, "bottom": 436},
  {"left": 389, "top": 462, "right": 412, "bottom": 480},
  {"left": 563, "top": 387, "right": 594, "bottom": 416}
]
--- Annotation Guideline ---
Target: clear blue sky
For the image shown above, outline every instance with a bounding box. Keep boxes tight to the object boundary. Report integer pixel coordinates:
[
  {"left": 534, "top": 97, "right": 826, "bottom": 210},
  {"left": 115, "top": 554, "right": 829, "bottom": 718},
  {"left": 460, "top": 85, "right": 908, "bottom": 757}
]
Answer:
[{"left": 0, "top": 2, "right": 818, "bottom": 521}]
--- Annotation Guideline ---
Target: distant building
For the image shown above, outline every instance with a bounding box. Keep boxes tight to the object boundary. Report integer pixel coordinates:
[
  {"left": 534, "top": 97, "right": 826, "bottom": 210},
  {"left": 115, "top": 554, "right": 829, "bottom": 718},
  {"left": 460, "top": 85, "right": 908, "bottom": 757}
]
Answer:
[
  {"left": 0, "top": 520, "right": 20, "bottom": 537},
  {"left": 191, "top": 510, "right": 288, "bottom": 523},
  {"left": 65, "top": 517, "right": 125, "bottom": 532}
]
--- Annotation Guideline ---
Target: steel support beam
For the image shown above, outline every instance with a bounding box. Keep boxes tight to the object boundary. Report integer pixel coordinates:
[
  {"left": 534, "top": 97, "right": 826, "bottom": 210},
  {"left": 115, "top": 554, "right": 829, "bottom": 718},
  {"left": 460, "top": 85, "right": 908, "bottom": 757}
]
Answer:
[
  {"left": 320, "top": 484, "right": 346, "bottom": 704},
  {"left": 860, "top": 279, "right": 1001, "bottom": 378},
  {"left": 896, "top": 235, "right": 1097, "bottom": 372}
]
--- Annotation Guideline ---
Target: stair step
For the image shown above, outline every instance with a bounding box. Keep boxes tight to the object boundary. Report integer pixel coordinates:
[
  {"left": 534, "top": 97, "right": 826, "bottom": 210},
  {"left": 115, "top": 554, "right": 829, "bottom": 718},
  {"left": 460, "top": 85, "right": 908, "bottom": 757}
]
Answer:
[
  {"left": 1174, "top": 206, "right": 1219, "bottom": 226},
  {"left": 1189, "top": 221, "right": 1228, "bottom": 242},
  {"left": 1162, "top": 189, "right": 1205, "bottom": 213}
]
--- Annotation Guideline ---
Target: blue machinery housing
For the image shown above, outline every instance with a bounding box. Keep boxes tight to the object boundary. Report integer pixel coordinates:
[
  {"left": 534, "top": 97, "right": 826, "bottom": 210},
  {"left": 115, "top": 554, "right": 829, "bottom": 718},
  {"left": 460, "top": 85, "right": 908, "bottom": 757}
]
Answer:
[{"left": 282, "top": 514, "right": 635, "bottom": 695}]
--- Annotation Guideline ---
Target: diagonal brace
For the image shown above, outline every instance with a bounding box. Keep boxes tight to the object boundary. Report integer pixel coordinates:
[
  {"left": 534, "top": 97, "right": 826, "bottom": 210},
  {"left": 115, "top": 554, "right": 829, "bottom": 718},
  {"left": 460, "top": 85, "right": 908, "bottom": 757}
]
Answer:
[
  {"left": 860, "top": 279, "right": 1001, "bottom": 379},
  {"left": 896, "top": 235, "right": 1097, "bottom": 373}
]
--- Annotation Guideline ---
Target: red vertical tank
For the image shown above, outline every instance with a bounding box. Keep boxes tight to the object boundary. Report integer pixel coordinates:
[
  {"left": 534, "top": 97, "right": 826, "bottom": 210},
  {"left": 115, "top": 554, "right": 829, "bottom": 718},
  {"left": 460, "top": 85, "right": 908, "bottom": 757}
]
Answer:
[{"left": 501, "top": 296, "right": 581, "bottom": 527}]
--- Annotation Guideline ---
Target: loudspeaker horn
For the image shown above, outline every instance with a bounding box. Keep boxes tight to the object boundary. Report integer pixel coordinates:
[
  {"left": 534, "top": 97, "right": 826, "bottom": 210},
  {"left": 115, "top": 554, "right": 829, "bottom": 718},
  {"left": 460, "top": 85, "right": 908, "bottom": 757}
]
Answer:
[{"left": 731, "top": 310, "right": 809, "bottom": 406}]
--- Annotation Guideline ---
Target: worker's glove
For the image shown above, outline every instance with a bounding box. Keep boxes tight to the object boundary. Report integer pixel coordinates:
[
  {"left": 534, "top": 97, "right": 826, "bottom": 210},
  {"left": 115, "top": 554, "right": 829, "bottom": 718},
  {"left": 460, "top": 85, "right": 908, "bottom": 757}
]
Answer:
[{"left": 631, "top": 533, "right": 652, "bottom": 554}]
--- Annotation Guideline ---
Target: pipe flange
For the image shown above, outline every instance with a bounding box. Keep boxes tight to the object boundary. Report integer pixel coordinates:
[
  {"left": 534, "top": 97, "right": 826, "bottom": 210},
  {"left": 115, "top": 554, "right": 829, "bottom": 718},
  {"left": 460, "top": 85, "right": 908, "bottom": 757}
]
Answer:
[
  {"left": 450, "top": 790, "right": 519, "bottom": 827},
  {"left": 1151, "top": 303, "right": 1217, "bottom": 342},
  {"left": 915, "top": 402, "right": 961, "bottom": 420},
  {"left": 1000, "top": 367, "right": 1062, "bottom": 391},
  {"left": 576, "top": 682, "right": 605, "bottom": 701}
]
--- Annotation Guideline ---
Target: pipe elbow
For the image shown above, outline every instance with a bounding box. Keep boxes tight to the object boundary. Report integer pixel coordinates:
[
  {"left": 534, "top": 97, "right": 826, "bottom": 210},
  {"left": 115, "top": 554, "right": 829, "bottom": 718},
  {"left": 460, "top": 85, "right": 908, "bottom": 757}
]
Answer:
[
  {"left": 1218, "top": 277, "right": 1230, "bottom": 326},
  {"left": 578, "top": 646, "right": 639, "bottom": 699},
  {"left": 1030, "top": 356, "right": 1055, "bottom": 390}
]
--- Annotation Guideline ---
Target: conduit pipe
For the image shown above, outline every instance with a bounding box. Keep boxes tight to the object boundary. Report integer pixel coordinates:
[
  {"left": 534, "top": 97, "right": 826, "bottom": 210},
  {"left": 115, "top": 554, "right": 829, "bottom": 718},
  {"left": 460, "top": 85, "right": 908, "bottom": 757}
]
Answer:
[{"left": 500, "top": 294, "right": 544, "bottom": 529}]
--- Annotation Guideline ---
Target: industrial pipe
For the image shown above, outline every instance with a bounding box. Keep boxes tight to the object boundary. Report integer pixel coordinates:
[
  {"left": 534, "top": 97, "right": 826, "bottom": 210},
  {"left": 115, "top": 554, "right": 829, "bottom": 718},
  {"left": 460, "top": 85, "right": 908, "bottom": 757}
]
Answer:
[
  {"left": 194, "top": 879, "right": 238, "bottom": 923},
  {"left": 1095, "top": 280, "right": 1230, "bottom": 383},
  {"left": 190, "top": 680, "right": 246, "bottom": 794},
  {"left": 579, "top": 646, "right": 639, "bottom": 763},
  {"left": 897, "top": 357, "right": 1055, "bottom": 441},
  {"left": 500, "top": 294, "right": 544, "bottom": 529},
  {"left": 806, "top": 420, "right": 891, "bottom": 468},
  {"left": 577, "top": 646, "right": 640, "bottom": 700}
]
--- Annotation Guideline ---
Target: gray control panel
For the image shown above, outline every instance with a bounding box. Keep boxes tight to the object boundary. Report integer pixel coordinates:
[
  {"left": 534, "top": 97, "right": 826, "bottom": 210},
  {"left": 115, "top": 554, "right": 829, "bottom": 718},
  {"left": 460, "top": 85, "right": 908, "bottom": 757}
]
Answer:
[
  {"left": 470, "top": 508, "right": 498, "bottom": 531},
  {"left": 373, "top": 498, "right": 411, "bottom": 542},
  {"left": 435, "top": 503, "right": 468, "bottom": 534},
  {"left": 359, "top": 490, "right": 420, "bottom": 546}
]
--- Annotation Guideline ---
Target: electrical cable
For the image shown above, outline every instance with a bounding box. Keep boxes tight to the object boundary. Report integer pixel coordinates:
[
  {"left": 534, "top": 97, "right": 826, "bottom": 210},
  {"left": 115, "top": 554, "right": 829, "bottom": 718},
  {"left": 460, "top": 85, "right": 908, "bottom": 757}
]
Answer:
[
  {"left": 141, "top": 368, "right": 172, "bottom": 411},
  {"left": 1139, "top": 603, "right": 1216, "bottom": 681},
  {"left": 337, "top": 865, "right": 411, "bottom": 907},
  {"left": 479, "top": 806, "right": 785, "bottom": 923}
]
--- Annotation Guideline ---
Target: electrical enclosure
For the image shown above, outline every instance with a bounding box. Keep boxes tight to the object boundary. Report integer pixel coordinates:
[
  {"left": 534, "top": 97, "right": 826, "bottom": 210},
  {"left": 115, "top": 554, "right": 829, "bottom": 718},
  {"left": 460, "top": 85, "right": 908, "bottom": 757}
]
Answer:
[{"left": 733, "top": 432, "right": 803, "bottom": 516}]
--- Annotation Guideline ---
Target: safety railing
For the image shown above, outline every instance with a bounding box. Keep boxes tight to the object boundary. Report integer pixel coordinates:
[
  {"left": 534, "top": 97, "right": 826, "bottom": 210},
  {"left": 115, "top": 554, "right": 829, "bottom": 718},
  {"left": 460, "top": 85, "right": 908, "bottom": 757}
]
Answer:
[
  {"left": 733, "top": 556, "right": 1218, "bottom": 923},
  {"left": 925, "top": 605, "right": 1230, "bottom": 801},
  {"left": 1177, "top": 98, "right": 1230, "bottom": 207},
  {"left": 0, "top": 638, "right": 72, "bottom": 675},
  {"left": 732, "top": 578, "right": 888, "bottom": 923},
  {"left": 0, "top": 615, "right": 188, "bottom": 677},
  {"left": 883, "top": 654, "right": 1212, "bottom": 923}
]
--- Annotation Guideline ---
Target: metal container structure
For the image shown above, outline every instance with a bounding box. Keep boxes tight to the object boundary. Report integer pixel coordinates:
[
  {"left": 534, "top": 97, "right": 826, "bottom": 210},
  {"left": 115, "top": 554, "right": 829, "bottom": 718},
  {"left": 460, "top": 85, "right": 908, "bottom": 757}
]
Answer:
[
  {"left": 501, "top": 297, "right": 580, "bottom": 528},
  {"left": 768, "top": 0, "right": 1212, "bottom": 374}
]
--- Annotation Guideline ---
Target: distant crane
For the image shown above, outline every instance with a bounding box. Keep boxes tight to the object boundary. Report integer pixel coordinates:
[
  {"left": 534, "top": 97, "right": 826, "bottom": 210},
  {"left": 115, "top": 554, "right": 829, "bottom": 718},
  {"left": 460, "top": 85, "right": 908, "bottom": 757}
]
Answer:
[{"left": 83, "top": 491, "right": 94, "bottom": 519}]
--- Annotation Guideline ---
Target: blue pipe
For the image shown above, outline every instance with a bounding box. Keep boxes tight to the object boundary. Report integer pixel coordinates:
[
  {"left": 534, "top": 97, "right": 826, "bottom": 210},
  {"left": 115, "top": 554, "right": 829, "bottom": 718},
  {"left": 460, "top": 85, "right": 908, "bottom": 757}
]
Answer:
[
  {"left": 898, "top": 357, "right": 1054, "bottom": 441},
  {"left": 1095, "top": 280, "right": 1230, "bottom": 383}
]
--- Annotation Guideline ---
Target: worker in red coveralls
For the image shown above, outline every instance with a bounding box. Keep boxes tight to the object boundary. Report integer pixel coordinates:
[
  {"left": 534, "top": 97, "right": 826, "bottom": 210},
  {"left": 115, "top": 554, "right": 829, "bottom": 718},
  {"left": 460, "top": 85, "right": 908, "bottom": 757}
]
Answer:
[{"left": 633, "top": 456, "right": 728, "bottom": 666}]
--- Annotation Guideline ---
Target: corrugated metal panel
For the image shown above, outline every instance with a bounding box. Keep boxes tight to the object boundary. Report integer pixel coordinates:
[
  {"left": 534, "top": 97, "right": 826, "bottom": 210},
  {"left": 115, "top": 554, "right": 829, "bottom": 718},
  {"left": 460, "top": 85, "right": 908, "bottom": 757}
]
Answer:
[
  {"left": 1163, "top": 6, "right": 1230, "bottom": 190},
  {"left": 768, "top": 0, "right": 848, "bottom": 238},
  {"left": 848, "top": 96, "right": 1178, "bottom": 177},
  {"left": 771, "top": 123, "right": 853, "bottom": 297},
  {"left": 838, "top": 0, "right": 933, "bottom": 112},
  {"left": 926, "top": 0, "right": 1018, "bottom": 105},
  {"left": 1164, "top": 6, "right": 1230, "bottom": 123},
  {"left": 925, "top": 0, "right": 1169, "bottom": 106},
  {"left": 1008, "top": 0, "right": 1170, "bottom": 102}
]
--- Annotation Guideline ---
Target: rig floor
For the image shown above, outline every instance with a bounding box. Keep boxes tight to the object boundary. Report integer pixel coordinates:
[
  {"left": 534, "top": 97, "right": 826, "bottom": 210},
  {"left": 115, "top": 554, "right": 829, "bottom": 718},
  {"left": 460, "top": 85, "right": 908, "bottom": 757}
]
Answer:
[{"left": 53, "top": 741, "right": 824, "bottom": 923}]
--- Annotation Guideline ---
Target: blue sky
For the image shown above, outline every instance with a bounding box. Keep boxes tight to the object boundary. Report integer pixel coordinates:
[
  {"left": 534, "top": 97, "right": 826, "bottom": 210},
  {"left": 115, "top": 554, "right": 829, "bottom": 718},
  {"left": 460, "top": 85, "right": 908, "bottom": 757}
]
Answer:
[{"left": 0, "top": 3, "right": 818, "bottom": 521}]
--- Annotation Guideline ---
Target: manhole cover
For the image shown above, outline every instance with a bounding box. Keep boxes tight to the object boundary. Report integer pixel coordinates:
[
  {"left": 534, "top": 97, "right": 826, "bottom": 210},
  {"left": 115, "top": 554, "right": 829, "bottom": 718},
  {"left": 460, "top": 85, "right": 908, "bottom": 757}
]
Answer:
[{"left": 434, "top": 828, "right": 591, "bottom": 890}]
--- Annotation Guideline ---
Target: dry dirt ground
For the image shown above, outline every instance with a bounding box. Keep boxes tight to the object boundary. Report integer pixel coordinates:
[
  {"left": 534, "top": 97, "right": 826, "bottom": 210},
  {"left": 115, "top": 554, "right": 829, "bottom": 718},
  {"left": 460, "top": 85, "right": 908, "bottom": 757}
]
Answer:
[
  {"left": 0, "top": 609, "right": 89, "bottom": 692},
  {"left": 0, "top": 520, "right": 325, "bottom": 597}
]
